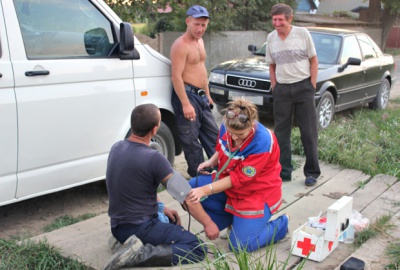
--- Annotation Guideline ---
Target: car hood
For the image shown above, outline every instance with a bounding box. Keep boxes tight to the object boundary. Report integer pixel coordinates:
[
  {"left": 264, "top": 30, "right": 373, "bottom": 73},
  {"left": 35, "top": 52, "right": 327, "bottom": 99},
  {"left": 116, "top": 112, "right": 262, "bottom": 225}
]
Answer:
[
  {"left": 212, "top": 55, "right": 332, "bottom": 76},
  {"left": 212, "top": 56, "right": 269, "bottom": 76}
]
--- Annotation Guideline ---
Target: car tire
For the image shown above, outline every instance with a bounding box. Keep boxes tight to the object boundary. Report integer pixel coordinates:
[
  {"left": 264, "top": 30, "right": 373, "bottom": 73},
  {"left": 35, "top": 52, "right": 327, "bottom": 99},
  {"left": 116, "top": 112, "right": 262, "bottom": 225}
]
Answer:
[
  {"left": 369, "top": 78, "right": 390, "bottom": 110},
  {"left": 150, "top": 122, "right": 175, "bottom": 165},
  {"left": 316, "top": 91, "right": 335, "bottom": 130}
]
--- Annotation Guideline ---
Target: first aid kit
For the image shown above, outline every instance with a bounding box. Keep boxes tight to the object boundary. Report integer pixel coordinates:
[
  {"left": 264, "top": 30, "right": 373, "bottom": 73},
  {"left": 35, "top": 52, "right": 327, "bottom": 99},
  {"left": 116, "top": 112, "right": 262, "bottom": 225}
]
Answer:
[{"left": 291, "top": 196, "right": 353, "bottom": 262}]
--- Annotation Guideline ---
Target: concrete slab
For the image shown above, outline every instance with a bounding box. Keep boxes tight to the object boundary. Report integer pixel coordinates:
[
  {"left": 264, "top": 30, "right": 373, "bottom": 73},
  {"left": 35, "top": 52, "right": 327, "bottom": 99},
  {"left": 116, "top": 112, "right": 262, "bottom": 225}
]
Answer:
[
  {"left": 337, "top": 212, "right": 400, "bottom": 270},
  {"left": 295, "top": 175, "right": 400, "bottom": 270},
  {"left": 29, "top": 161, "right": 400, "bottom": 270}
]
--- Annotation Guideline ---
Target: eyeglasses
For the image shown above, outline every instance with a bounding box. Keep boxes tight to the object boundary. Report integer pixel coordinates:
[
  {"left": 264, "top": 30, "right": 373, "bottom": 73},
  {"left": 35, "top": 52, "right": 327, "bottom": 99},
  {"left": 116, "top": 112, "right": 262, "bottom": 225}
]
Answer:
[{"left": 225, "top": 110, "right": 248, "bottom": 123}]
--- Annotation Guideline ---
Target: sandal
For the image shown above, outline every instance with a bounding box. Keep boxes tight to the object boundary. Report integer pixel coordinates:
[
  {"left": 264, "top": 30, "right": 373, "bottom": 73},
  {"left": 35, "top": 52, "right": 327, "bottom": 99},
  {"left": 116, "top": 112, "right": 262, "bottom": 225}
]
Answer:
[{"left": 305, "top": 176, "right": 317, "bottom": 186}]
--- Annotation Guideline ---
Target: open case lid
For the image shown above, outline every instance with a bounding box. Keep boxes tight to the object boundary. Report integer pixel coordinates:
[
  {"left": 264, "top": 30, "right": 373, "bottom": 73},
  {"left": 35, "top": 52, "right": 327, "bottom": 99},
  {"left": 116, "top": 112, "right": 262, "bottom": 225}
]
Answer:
[{"left": 325, "top": 196, "right": 353, "bottom": 241}]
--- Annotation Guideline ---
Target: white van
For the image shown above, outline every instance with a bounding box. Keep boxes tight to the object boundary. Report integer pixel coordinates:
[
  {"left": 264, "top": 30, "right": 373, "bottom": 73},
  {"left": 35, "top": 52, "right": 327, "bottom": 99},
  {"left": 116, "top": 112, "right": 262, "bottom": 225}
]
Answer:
[{"left": 0, "top": 0, "right": 181, "bottom": 206}]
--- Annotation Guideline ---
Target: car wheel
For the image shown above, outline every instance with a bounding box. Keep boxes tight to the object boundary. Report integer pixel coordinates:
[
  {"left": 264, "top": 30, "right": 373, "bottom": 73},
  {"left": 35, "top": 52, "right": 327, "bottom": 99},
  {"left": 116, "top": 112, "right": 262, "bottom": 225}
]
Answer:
[
  {"left": 369, "top": 78, "right": 390, "bottom": 110},
  {"left": 150, "top": 122, "right": 175, "bottom": 165},
  {"left": 316, "top": 91, "right": 335, "bottom": 129}
]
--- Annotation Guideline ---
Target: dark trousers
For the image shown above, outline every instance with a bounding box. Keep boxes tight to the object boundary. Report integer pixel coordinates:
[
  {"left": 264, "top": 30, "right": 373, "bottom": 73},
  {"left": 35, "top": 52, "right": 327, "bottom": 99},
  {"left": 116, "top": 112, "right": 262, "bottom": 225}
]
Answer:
[
  {"left": 112, "top": 215, "right": 206, "bottom": 265},
  {"left": 272, "top": 78, "right": 321, "bottom": 179},
  {"left": 171, "top": 89, "right": 219, "bottom": 177}
]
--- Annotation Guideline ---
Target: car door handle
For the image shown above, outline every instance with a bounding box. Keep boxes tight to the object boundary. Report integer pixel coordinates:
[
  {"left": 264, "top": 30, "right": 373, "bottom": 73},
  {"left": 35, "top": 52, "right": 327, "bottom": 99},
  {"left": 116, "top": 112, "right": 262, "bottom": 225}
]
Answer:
[
  {"left": 0, "top": 73, "right": 2, "bottom": 78},
  {"left": 25, "top": 70, "right": 50, "bottom": 76}
]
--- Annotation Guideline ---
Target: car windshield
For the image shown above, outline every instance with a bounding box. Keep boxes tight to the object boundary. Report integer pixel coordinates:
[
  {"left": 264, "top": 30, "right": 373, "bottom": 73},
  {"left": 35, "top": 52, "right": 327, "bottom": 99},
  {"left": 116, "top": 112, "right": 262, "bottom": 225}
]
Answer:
[{"left": 254, "top": 32, "right": 342, "bottom": 65}]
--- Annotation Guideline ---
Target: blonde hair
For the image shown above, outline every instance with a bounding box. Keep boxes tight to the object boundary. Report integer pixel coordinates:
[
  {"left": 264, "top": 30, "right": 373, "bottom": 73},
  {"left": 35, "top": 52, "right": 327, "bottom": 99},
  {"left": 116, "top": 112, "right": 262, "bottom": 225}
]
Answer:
[{"left": 222, "top": 98, "right": 259, "bottom": 130}]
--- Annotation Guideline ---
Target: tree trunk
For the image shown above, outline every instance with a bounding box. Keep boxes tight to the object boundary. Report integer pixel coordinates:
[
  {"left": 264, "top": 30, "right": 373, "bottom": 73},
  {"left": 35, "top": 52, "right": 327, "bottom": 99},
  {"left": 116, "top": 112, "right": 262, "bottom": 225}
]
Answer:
[
  {"left": 367, "top": 0, "right": 382, "bottom": 23},
  {"left": 380, "top": 8, "right": 398, "bottom": 50}
]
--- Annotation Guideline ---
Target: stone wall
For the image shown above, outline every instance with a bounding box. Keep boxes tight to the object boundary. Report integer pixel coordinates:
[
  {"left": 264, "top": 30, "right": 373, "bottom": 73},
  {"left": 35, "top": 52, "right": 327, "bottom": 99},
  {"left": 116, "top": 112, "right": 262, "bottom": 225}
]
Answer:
[{"left": 134, "top": 25, "right": 384, "bottom": 71}]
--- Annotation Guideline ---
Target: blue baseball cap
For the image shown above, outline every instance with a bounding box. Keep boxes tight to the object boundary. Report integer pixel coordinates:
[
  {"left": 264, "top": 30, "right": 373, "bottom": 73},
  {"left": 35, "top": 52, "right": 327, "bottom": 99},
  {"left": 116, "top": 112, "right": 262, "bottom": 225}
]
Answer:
[{"left": 186, "top": 5, "right": 210, "bottom": 19}]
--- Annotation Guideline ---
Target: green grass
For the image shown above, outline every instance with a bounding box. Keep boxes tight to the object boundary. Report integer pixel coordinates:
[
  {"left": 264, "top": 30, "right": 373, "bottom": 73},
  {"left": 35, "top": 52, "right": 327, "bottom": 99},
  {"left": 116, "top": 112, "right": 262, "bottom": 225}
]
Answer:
[
  {"left": 292, "top": 98, "right": 400, "bottom": 178},
  {"left": 178, "top": 235, "right": 307, "bottom": 270},
  {"left": 352, "top": 214, "right": 400, "bottom": 269},
  {"left": 132, "top": 23, "right": 146, "bottom": 32},
  {"left": 44, "top": 214, "right": 96, "bottom": 232},
  {"left": 386, "top": 240, "right": 400, "bottom": 269},
  {"left": 385, "top": 48, "right": 400, "bottom": 56},
  {"left": 0, "top": 238, "right": 90, "bottom": 270},
  {"left": 292, "top": 101, "right": 400, "bottom": 268},
  {"left": 354, "top": 215, "right": 393, "bottom": 248},
  {"left": 2, "top": 99, "right": 400, "bottom": 269}
]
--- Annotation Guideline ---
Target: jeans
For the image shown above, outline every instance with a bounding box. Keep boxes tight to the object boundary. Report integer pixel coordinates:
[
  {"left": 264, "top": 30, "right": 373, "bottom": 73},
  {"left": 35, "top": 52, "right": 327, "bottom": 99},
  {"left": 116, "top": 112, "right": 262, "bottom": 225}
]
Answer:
[
  {"left": 171, "top": 90, "right": 219, "bottom": 177},
  {"left": 112, "top": 215, "right": 206, "bottom": 265},
  {"left": 189, "top": 175, "right": 289, "bottom": 252}
]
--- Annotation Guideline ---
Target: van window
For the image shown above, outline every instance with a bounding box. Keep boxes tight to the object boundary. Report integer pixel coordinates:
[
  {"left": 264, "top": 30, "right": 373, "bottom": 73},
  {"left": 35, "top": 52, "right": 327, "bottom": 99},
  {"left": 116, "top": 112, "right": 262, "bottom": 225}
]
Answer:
[{"left": 13, "top": 0, "right": 117, "bottom": 59}]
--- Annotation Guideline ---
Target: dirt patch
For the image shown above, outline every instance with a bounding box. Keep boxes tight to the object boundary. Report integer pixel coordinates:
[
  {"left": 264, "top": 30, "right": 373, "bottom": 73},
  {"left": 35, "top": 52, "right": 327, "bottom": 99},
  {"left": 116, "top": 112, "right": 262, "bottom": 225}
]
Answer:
[
  {"left": 0, "top": 181, "right": 109, "bottom": 240},
  {"left": 0, "top": 154, "right": 189, "bottom": 241}
]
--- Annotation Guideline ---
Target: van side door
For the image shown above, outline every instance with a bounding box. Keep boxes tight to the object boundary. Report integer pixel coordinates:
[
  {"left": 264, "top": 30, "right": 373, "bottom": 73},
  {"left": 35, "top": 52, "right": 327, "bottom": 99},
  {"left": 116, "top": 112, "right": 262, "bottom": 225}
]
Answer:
[
  {"left": 6, "top": 0, "right": 136, "bottom": 199},
  {"left": 0, "top": 1, "right": 18, "bottom": 205}
]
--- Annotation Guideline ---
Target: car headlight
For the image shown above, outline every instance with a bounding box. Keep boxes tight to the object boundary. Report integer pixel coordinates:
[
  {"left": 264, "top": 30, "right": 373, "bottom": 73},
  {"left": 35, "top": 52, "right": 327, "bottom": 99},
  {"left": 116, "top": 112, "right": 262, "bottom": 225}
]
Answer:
[{"left": 209, "top": 72, "right": 225, "bottom": 84}]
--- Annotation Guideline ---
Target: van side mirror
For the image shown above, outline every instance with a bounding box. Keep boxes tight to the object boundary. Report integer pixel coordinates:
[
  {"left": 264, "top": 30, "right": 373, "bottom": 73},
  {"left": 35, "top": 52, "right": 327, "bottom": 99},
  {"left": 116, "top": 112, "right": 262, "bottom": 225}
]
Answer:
[
  {"left": 120, "top": 22, "right": 139, "bottom": 59},
  {"left": 248, "top": 45, "right": 257, "bottom": 54},
  {"left": 338, "top": 57, "right": 361, "bottom": 72}
]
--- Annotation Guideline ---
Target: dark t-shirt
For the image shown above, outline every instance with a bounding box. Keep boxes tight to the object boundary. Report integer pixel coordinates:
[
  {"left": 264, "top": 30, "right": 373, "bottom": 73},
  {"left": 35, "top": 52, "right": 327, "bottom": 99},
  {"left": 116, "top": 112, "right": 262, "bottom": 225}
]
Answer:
[{"left": 106, "top": 139, "right": 173, "bottom": 228}]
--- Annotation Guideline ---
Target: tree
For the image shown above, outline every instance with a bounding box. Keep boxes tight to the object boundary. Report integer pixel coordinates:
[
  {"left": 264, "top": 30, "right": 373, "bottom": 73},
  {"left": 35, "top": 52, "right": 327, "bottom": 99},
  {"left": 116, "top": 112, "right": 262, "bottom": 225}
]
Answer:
[
  {"left": 105, "top": 0, "right": 298, "bottom": 33},
  {"left": 367, "top": 0, "right": 400, "bottom": 50},
  {"left": 229, "top": 0, "right": 298, "bottom": 31}
]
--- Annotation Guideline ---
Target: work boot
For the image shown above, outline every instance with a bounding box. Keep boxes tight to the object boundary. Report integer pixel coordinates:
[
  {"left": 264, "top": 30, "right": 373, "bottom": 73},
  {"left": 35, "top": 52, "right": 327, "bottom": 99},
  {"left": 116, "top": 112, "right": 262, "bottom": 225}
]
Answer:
[
  {"left": 103, "top": 235, "right": 173, "bottom": 269},
  {"left": 103, "top": 235, "right": 144, "bottom": 270},
  {"left": 128, "top": 244, "right": 173, "bottom": 267}
]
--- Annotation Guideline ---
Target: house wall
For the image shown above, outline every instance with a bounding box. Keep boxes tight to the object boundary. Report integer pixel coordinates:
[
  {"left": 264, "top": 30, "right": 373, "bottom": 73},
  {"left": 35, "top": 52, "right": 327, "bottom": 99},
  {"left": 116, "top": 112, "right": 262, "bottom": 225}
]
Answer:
[
  {"left": 316, "top": 0, "right": 368, "bottom": 16},
  {"left": 158, "top": 31, "right": 268, "bottom": 70}
]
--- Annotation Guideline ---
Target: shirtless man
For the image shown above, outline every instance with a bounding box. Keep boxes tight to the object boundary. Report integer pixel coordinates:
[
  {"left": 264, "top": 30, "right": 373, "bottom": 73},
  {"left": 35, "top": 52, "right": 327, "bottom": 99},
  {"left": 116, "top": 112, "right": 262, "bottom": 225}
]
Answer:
[{"left": 170, "top": 5, "right": 219, "bottom": 178}]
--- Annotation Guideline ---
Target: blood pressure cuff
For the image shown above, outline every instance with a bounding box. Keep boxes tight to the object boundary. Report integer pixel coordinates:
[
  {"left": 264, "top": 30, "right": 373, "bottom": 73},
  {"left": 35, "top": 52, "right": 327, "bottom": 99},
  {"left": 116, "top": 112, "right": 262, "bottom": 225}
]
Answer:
[{"left": 164, "top": 171, "right": 191, "bottom": 204}]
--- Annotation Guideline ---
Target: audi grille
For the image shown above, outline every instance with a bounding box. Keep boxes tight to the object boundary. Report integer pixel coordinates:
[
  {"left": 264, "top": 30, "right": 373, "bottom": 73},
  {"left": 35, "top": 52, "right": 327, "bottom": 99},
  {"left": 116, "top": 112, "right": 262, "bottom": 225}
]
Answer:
[{"left": 226, "top": 75, "right": 271, "bottom": 92}]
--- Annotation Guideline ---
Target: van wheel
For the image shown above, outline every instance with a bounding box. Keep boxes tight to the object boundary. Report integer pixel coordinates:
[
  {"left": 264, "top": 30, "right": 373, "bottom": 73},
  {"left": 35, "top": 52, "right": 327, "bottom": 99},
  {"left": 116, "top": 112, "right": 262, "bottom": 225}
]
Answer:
[
  {"left": 150, "top": 122, "right": 175, "bottom": 165},
  {"left": 369, "top": 78, "right": 390, "bottom": 110},
  {"left": 316, "top": 91, "right": 335, "bottom": 130}
]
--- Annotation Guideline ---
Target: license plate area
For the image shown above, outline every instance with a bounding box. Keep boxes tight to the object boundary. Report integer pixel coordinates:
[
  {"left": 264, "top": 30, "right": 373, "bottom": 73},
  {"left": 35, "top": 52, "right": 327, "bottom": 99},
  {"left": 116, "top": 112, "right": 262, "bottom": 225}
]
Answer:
[{"left": 228, "top": 92, "right": 263, "bottom": 105}]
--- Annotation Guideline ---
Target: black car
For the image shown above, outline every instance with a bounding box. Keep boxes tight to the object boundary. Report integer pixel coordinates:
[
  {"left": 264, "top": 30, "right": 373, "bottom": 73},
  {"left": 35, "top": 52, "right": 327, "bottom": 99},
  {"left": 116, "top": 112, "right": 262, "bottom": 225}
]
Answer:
[{"left": 209, "top": 27, "right": 396, "bottom": 129}]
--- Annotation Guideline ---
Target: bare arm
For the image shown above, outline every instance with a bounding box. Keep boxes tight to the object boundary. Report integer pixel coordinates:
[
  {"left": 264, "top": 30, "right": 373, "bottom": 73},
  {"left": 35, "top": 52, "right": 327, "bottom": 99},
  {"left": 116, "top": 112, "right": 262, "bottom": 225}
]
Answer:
[
  {"left": 184, "top": 198, "right": 219, "bottom": 240},
  {"left": 170, "top": 40, "right": 196, "bottom": 120},
  {"left": 269, "top": 64, "right": 277, "bottom": 90},
  {"left": 310, "top": 55, "right": 318, "bottom": 89},
  {"left": 202, "top": 64, "right": 214, "bottom": 106}
]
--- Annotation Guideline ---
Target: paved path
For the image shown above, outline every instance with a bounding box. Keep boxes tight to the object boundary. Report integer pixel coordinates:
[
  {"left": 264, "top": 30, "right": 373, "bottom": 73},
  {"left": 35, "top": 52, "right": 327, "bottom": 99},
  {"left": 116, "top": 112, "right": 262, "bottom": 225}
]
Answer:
[{"left": 30, "top": 155, "right": 399, "bottom": 270}]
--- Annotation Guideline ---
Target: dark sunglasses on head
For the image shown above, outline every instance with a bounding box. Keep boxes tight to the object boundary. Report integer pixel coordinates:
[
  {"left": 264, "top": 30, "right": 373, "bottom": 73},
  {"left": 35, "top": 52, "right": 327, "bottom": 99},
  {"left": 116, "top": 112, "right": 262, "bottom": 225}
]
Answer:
[{"left": 225, "top": 110, "right": 248, "bottom": 123}]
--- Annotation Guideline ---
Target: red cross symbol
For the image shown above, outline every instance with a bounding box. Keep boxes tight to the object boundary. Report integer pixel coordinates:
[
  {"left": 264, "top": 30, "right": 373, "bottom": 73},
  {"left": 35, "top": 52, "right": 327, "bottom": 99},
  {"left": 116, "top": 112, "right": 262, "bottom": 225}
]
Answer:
[
  {"left": 328, "top": 241, "right": 334, "bottom": 251},
  {"left": 297, "top": 238, "right": 316, "bottom": 255}
]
